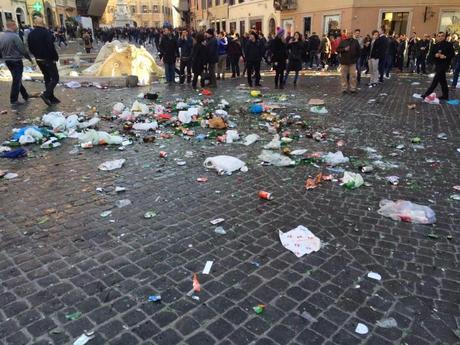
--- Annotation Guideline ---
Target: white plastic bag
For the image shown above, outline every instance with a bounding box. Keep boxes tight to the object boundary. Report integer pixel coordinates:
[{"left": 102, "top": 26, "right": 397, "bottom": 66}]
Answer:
[
  {"left": 176, "top": 101, "right": 188, "bottom": 110},
  {"left": 341, "top": 172, "right": 364, "bottom": 189},
  {"left": 215, "top": 109, "right": 228, "bottom": 118},
  {"left": 65, "top": 81, "right": 81, "bottom": 89},
  {"left": 204, "top": 155, "right": 248, "bottom": 175},
  {"left": 132, "top": 121, "right": 158, "bottom": 131},
  {"left": 258, "top": 150, "right": 295, "bottom": 167},
  {"left": 77, "top": 117, "right": 100, "bottom": 129},
  {"left": 19, "top": 128, "right": 43, "bottom": 144},
  {"left": 279, "top": 225, "right": 321, "bottom": 257},
  {"left": 98, "top": 159, "right": 126, "bottom": 171},
  {"left": 112, "top": 102, "right": 125, "bottom": 114},
  {"left": 78, "top": 129, "right": 123, "bottom": 145},
  {"left": 377, "top": 199, "right": 436, "bottom": 224},
  {"left": 264, "top": 134, "right": 281, "bottom": 150},
  {"left": 131, "top": 100, "right": 149, "bottom": 114},
  {"left": 243, "top": 134, "right": 260, "bottom": 146},
  {"left": 42, "top": 112, "right": 66, "bottom": 131},
  {"left": 225, "top": 130, "right": 239, "bottom": 143},
  {"left": 178, "top": 110, "right": 192, "bottom": 124},
  {"left": 323, "top": 151, "right": 349, "bottom": 166},
  {"left": 423, "top": 92, "right": 440, "bottom": 105}
]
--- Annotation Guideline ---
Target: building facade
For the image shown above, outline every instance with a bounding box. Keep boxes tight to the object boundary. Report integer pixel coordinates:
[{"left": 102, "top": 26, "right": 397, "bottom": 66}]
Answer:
[
  {"left": 279, "top": 0, "right": 460, "bottom": 37},
  {"left": 1, "top": 0, "right": 30, "bottom": 28},
  {"left": 101, "top": 0, "right": 174, "bottom": 27}
]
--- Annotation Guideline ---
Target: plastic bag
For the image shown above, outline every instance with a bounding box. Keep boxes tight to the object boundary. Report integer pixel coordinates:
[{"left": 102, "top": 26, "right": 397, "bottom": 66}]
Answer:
[
  {"left": 341, "top": 171, "right": 364, "bottom": 189},
  {"left": 215, "top": 109, "right": 228, "bottom": 118},
  {"left": 14, "top": 127, "right": 44, "bottom": 144},
  {"left": 176, "top": 102, "right": 188, "bottom": 110},
  {"left": 132, "top": 121, "right": 158, "bottom": 131},
  {"left": 423, "top": 93, "right": 439, "bottom": 105},
  {"left": 98, "top": 159, "right": 126, "bottom": 171},
  {"left": 78, "top": 129, "right": 123, "bottom": 145},
  {"left": 225, "top": 130, "right": 239, "bottom": 143},
  {"left": 112, "top": 102, "right": 125, "bottom": 114},
  {"left": 178, "top": 110, "right": 192, "bottom": 124},
  {"left": 65, "top": 81, "right": 81, "bottom": 89},
  {"left": 310, "top": 106, "right": 328, "bottom": 114},
  {"left": 377, "top": 199, "right": 436, "bottom": 224},
  {"left": 279, "top": 225, "right": 321, "bottom": 257},
  {"left": 323, "top": 151, "right": 349, "bottom": 166},
  {"left": 204, "top": 155, "right": 248, "bottom": 175},
  {"left": 243, "top": 134, "right": 260, "bottom": 146},
  {"left": 250, "top": 104, "right": 263, "bottom": 114},
  {"left": 119, "top": 110, "right": 136, "bottom": 121},
  {"left": 258, "top": 150, "right": 295, "bottom": 167},
  {"left": 42, "top": 112, "right": 66, "bottom": 131},
  {"left": 65, "top": 114, "right": 79, "bottom": 129},
  {"left": 131, "top": 100, "right": 149, "bottom": 114},
  {"left": 264, "top": 134, "right": 281, "bottom": 150},
  {"left": 77, "top": 117, "right": 100, "bottom": 129}
]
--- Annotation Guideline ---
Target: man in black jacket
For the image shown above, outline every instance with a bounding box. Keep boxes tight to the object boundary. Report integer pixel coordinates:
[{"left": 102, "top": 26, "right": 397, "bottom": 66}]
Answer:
[
  {"left": 308, "top": 32, "right": 320, "bottom": 68},
  {"left": 159, "top": 26, "right": 178, "bottom": 84},
  {"left": 422, "top": 32, "right": 454, "bottom": 100},
  {"left": 415, "top": 34, "right": 430, "bottom": 74},
  {"left": 178, "top": 30, "right": 193, "bottom": 84},
  {"left": 244, "top": 32, "right": 263, "bottom": 87},
  {"left": 28, "top": 14, "right": 60, "bottom": 105},
  {"left": 337, "top": 31, "right": 361, "bottom": 93},
  {"left": 205, "top": 28, "right": 218, "bottom": 87}
]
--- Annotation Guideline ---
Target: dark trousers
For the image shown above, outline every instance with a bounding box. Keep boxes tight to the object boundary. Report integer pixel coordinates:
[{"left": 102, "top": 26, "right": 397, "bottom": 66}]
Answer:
[
  {"left": 452, "top": 57, "right": 460, "bottom": 87},
  {"left": 208, "top": 63, "right": 217, "bottom": 86},
  {"left": 384, "top": 54, "right": 393, "bottom": 77},
  {"left": 416, "top": 56, "right": 426, "bottom": 74},
  {"left": 192, "top": 69, "right": 204, "bottom": 89},
  {"left": 5, "top": 60, "right": 28, "bottom": 103},
  {"left": 378, "top": 56, "right": 385, "bottom": 81},
  {"left": 274, "top": 64, "right": 285, "bottom": 87},
  {"left": 425, "top": 67, "right": 449, "bottom": 98},
  {"left": 229, "top": 56, "right": 240, "bottom": 76},
  {"left": 179, "top": 59, "right": 192, "bottom": 83},
  {"left": 36, "top": 60, "right": 59, "bottom": 99},
  {"left": 246, "top": 60, "right": 261, "bottom": 86}
]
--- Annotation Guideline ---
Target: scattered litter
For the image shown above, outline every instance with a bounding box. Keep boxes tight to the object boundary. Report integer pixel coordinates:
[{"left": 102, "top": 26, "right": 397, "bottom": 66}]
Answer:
[
  {"left": 407, "top": 103, "right": 416, "bottom": 110},
  {"left": 308, "top": 98, "right": 325, "bottom": 106},
  {"left": 341, "top": 172, "right": 364, "bottom": 189},
  {"left": 258, "top": 191, "right": 272, "bottom": 200},
  {"left": 193, "top": 273, "right": 201, "bottom": 292},
  {"left": 115, "top": 186, "right": 126, "bottom": 193},
  {"left": 65, "top": 81, "right": 81, "bottom": 89},
  {"left": 148, "top": 295, "right": 161, "bottom": 302},
  {"left": 411, "top": 82, "right": 420, "bottom": 85},
  {"left": 310, "top": 106, "right": 328, "bottom": 114},
  {"left": 250, "top": 104, "right": 264, "bottom": 114},
  {"left": 437, "top": 133, "right": 448, "bottom": 140},
  {"left": 253, "top": 304, "right": 265, "bottom": 314},
  {"left": 386, "top": 176, "right": 399, "bottom": 185},
  {"left": 323, "top": 151, "right": 349, "bottom": 166},
  {"left": 412, "top": 93, "right": 422, "bottom": 99},
  {"left": 0, "top": 148, "right": 27, "bottom": 158},
  {"left": 450, "top": 194, "right": 460, "bottom": 201},
  {"left": 290, "top": 149, "right": 308, "bottom": 156},
  {"left": 144, "top": 210, "right": 157, "bottom": 219},
  {"left": 115, "top": 199, "right": 131, "bottom": 208},
  {"left": 378, "top": 199, "right": 436, "bottom": 224},
  {"left": 424, "top": 93, "right": 440, "bottom": 105},
  {"left": 65, "top": 311, "right": 82, "bottom": 320},
  {"left": 259, "top": 150, "right": 294, "bottom": 167},
  {"left": 355, "top": 323, "right": 369, "bottom": 335},
  {"left": 204, "top": 156, "right": 248, "bottom": 175},
  {"left": 447, "top": 99, "right": 460, "bottom": 105},
  {"left": 214, "top": 226, "right": 226, "bottom": 235},
  {"left": 367, "top": 271, "right": 382, "bottom": 281},
  {"left": 279, "top": 225, "right": 321, "bottom": 257},
  {"left": 299, "top": 311, "right": 317, "bottom": 323},
  {"left": 4, "top": 172, "right": 18, "bottom": 180},
  {"left": 73, "top": 332, "right": 95, "bottom": 345},
  {"left": 202, "top": 261, "right": 213, "bottom": 275},
  {"left": 100, "top": 211, "right": 112, "bottom": 218},
  {"left": 376, "top": 318, "right": 398, "bottom": 328},
  {"left": 210, "top": 218, "right": 224, "bottom": 225},
  {"left": 98, "top": 159, "right": 126, "bottom": 171},
  {"left": 243, "top": 134, "right": 260, "bottom": 146}
]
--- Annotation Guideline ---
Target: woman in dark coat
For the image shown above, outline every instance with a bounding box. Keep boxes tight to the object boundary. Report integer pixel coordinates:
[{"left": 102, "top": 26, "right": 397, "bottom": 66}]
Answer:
[
  {"left": 191, "top": 33, "right": 208, "bottom": 89},
  {"left": 271, "top": 27, "right": 288, "bottom": 89},
  {"left": 284, "top": 32, "right": 305, "bottom": 85}
]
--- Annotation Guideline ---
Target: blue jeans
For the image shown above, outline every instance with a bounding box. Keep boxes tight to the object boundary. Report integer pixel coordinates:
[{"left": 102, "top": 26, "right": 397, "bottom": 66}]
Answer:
[
  {"left": 452, "top": 57, "right": 460, "bottom": 87},
  {"left": 165, "top": 63, "right": 175, "bottom": 82}
]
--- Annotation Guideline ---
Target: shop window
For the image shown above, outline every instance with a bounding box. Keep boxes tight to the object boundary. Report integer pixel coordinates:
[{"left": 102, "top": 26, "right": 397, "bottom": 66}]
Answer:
[
  {"left": 439, "top": 11, "right": 460, "bottom": 33},
  {"left": 381, "top": 12, "right": 408, "bottom": 36},
  {"left": 323, "top": 14, "right": 340, "bottom": 35}
]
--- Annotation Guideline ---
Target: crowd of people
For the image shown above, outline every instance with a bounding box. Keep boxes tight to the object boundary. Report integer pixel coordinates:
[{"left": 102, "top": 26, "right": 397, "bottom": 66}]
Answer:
[{"left": 1, "top": 15, "right": 459, "bottom": 106}]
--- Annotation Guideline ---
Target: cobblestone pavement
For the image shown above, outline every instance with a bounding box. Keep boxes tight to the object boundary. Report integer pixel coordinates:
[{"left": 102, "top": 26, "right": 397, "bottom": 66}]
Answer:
[{"left": 0, "top": 72, "right": 459, "bottom": 345}]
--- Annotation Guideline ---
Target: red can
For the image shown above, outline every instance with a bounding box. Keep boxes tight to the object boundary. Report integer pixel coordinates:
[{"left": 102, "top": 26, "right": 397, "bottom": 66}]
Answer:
[
  {"left": 259, "top": 191, "right": 272, "bottom": 200},
  {"left": 159, "top": 151, "right": 168, "bottom": 158}
]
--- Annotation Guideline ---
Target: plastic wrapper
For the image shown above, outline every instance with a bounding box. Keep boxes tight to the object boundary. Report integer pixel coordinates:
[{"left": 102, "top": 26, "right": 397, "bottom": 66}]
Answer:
[
  {"left": 377, "top": 199, "right": 436, "bottom": 224},
  {"left": 204, "top": 155, "right": 248, "bottom": 175}
]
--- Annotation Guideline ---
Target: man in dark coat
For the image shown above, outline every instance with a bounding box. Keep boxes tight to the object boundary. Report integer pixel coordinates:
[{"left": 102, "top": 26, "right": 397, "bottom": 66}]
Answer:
[
  {"left": 422, "top": 32, "right": 454, "bottom": 100},
  {"left": 205, "top": 28, "right": 218, "bottom": 87},
  {"left": 244, "top": 32, "right": 264, "bottom": 87},
  {"left": 415, "top": 34, "right": 430, "bottom": 74},
  {"left": 271, "top": 27, "right": 287, "bottom": 89},
  {"left": 337, "top": 31, "right": 361, "bottom": 93},
  {"left": 28, "top": 13, "right": 60, "bottom": 105},
  {"left": 159, "top": 25, "right": 178, "bottom": 84},
  {"left": 178, "top": 29, "right": 193, "bottom": 84}
]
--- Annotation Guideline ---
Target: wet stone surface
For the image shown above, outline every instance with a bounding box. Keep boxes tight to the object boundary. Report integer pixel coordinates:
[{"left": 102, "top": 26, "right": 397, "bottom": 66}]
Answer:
[{"left": 0, "top": 73, "right": 459, "bottom": 345}]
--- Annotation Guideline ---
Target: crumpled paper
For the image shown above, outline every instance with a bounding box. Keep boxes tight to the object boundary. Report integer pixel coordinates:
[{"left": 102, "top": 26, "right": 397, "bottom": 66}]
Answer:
[{"left": 279, "top": 225, "right": 321, "bottom": 257}]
